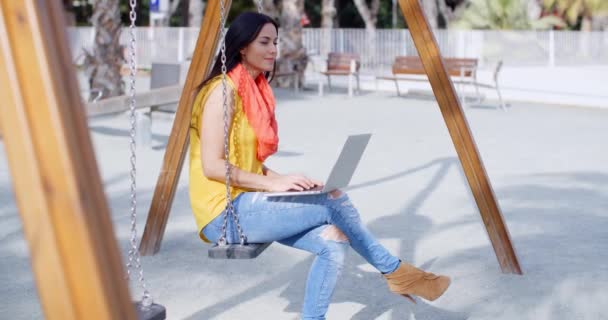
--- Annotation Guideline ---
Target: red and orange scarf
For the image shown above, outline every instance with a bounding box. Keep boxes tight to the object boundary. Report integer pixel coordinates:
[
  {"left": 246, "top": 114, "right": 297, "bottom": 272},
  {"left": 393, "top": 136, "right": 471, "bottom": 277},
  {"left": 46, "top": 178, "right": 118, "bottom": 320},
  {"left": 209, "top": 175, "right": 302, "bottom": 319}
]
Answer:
[{"left": 227, "top": 63, "right": 278, "bottom": 162}]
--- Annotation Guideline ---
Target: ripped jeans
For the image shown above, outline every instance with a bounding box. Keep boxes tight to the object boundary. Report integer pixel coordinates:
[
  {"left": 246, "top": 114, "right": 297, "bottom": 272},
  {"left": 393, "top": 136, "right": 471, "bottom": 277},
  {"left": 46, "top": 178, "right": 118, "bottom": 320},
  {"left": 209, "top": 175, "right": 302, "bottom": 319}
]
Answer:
[{"left": 202, "top": 191, "right": 401, "bottom": 320}]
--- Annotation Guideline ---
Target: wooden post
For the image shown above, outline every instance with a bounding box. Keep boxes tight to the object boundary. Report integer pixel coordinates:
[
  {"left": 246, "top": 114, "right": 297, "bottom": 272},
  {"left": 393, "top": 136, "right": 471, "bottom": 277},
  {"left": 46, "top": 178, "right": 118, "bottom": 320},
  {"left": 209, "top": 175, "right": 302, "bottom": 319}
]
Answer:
[
  {"left": 140, "top": 0, "right": 232, "bottom": 255},
  {"left": 0, "top": 1, "right": 137, "bottom": 319},
  {"left": 398, "top": 0, "right": 522, "bottom": 274}
]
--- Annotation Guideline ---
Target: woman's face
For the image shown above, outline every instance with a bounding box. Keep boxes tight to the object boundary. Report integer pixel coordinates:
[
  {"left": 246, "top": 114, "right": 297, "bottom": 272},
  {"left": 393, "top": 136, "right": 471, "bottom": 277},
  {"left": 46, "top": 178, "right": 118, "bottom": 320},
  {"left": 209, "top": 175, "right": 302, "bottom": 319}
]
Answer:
[{"left": 240, "top": 23, "right": 278, "bottom": 75}]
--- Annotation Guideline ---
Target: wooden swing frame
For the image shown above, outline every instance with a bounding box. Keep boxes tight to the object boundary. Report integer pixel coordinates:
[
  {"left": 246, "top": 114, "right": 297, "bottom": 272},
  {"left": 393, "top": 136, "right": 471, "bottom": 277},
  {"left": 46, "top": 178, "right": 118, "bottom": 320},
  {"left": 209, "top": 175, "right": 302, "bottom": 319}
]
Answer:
[
  {"left": 0, "top": 0, "right": 521, "bottom": 318},
  {"left": 139, "top": 0, "right": 522, "bottom": 275}
]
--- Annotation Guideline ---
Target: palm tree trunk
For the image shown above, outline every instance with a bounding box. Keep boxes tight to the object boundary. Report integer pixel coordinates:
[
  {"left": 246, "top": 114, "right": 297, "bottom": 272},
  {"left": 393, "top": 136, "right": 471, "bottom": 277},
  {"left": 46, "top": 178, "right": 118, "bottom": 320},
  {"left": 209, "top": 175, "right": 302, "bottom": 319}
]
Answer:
[
  {"left": 261, "top": 0, "right": 280, "bottom": 20},
  {"left": 276, "top": 0, "right": 307, "bottom": 88},
  {"left": 320, "top": 0, "right": 336, "bottom": 56},
  {"left": 321, "top": 0, "right": 336, "bottom": 28},
  {"left": 421, "top": 0, "right": 439, "bottom": 28},
  {"left": 188, "top": 0, "right": 205, "bottom": 27},
  {"left": 84, "top": 0, "right": 124, "bottom": 100},
  {"left": 352, "top": 0, "right": 379, "bottom": 66},
  {"left": 352, "top": 0, "right": 380, "bottom": 30}
]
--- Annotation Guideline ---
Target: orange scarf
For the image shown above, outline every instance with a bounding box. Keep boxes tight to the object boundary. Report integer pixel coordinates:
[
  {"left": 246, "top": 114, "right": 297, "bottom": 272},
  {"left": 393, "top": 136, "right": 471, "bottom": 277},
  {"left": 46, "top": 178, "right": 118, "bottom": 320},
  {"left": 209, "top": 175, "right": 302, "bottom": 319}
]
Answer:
[{"left": 228, "top": 63, "right": 278, "bottom": 162}]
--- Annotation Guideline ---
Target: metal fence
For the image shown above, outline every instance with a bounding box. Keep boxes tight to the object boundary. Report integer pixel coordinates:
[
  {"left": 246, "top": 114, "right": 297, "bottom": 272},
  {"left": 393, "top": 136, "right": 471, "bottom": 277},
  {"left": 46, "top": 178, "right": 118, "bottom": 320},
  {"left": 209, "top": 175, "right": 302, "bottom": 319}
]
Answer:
[{"left": 67, "top": 27, "right": 608, "bottom": 71}]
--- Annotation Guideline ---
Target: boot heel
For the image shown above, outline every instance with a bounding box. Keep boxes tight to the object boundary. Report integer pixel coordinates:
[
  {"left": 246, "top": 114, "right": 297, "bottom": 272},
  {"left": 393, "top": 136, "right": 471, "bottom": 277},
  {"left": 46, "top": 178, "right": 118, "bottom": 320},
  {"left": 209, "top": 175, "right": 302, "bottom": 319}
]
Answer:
[{"left": 384, "top": 263, "right": 451, "bottom": 302}]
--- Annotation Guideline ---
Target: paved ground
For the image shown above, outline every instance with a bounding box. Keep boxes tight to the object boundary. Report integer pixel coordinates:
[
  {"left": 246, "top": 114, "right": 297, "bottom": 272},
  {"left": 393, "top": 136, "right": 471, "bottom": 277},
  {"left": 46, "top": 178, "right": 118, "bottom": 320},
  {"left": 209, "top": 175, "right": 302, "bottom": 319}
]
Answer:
[{"left": 1, "top": 88, "right": 607, "bottom": 320}]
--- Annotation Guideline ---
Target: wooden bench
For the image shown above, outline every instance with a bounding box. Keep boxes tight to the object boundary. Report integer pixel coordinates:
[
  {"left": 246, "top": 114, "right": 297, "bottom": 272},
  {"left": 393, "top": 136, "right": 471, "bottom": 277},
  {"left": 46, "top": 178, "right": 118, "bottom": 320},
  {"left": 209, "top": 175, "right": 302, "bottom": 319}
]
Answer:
[
  {"left": 378, "top": 56, "right": 505, "bottom": 109},
  {"left": 318, "top": 52, "right": 361, "bottom": 97}
]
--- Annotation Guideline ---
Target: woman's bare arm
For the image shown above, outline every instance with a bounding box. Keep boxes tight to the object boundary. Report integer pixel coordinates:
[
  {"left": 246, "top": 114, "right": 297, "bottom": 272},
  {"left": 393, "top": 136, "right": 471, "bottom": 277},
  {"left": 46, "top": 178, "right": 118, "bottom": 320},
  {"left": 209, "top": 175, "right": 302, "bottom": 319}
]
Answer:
[
  {"left": 199, "top": 85, "right": 316, "bottom": 191},
  {"left": 262, "top": 165, "right": 281, "bottom": 178},
  {"left": 199, "top": 84, "right": 272, "bottom": 190}
]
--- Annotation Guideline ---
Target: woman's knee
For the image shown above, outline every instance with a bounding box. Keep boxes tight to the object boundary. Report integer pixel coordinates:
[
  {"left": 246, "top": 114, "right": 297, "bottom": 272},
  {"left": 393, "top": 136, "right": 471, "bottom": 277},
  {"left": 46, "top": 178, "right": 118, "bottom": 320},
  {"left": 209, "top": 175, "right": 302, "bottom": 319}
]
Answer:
[
  {"left": 327, "top": 190, "right": 354, "bottom": 210},
  {"left": 328, "top": 189, "right": 347, "bottom": 200},
  {"left": 318, "top": 226, "right": 349, "bottom": 265},
  {"left": 320, "top": 225, "right": 348, "bottom": 242},
  {"left": 325, "top": 190, "right": 360, "bottom": 223}
]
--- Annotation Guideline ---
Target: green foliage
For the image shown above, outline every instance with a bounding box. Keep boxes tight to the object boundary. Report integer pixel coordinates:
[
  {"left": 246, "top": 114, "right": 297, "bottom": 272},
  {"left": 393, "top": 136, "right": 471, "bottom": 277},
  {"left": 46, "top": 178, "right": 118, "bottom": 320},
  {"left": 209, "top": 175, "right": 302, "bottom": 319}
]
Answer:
[
  {"left": 321, "top": 0, "right": 405, "bottom": 29},
  {"left": 67, "top": 0, "right": 149, "bottom": 26},
  {"left": 453, "top": 0, "right": 565, "bottom": 29},
  {"left": 227, "top": 0, "right": 258, "bottom": 23},
  {"left": 304, "top": 1, "right": 322, "bottom": 27},
  {"left": 543, "top": 0, "right": 608, "bottom": 27},
  {"left": 376, "top": 0, "right": 406, "bottom": 28}
]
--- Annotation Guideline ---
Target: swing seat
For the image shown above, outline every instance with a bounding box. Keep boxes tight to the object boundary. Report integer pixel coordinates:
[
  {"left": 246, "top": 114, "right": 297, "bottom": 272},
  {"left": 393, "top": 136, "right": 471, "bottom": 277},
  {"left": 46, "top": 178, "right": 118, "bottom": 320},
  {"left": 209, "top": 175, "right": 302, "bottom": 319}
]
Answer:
[
  {"left": 208, "top": 242, "right": 272, "bottom": 259},
  {"left": 134, "top": 301, "right": 166, "bottom": 320}
]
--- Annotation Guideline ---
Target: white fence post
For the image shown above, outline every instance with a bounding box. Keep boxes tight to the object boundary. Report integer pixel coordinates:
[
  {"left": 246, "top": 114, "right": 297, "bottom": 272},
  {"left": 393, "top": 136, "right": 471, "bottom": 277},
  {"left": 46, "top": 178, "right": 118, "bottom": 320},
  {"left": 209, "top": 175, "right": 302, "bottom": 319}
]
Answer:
[
  {"left": 478, "top": 31, "right": 485, "bottom": 69},
  {"left": 178, "top": 27, "right": 185, "bottom": 62},
  {"left": 458, "top": 30, "right": 465, "bottom": 58},
  {"left": 402, "top": 29, "right": 408, "bottom": 56},
  {"left": 148, "top": 27, "right": 155, "bottom": 66},
  {"left": 549, "top": 30, "right": 555, "bottom": 67}
]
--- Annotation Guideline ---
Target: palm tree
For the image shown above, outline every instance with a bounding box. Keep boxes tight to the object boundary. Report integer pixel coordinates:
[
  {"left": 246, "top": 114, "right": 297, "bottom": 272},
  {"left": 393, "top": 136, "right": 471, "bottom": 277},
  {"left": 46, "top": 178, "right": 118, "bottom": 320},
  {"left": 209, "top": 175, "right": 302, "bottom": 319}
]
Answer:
[
  {"left": 422, "top": 0, "right": 440, "bottom": 28},
  {"left": 453, "top": 0, "right": 565, "bottom": 29},
  {"left": 83, "top": 0, "right": 124, "bottom": 100},
  {"left": 261, "top": 0, "right": 280, "bottom": 19},
  {"left": 321, "top": 0, "right": 337, "bottom": 28},
  {"left": 189, "top": 0, "right": 205, "bottom": 27},
  {"left": 319, "top": 0, "right": 336, "bottom": 57},
  {"left": 352, "top": 0, "right": 380, "bottom": 66},
  {"left": 440, "top": 0, "right": 469, "bottom": 27},
  {"left": 352, "top": 0, "right": 381, "bottom": 29},
  {"left": 543, "top": 0, "right": 608, "bottom": 30},
  {"left": 275, "top": 0, "right": 307, "bottom": 88}
]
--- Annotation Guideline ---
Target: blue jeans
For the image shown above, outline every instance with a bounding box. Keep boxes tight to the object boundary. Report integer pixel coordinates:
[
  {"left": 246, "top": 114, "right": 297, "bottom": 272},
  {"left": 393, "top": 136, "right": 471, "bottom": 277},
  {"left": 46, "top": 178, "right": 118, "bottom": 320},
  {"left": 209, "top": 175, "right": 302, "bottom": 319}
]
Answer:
[{"left": 202, "top": 191, "right": 401, "bottom": 320}]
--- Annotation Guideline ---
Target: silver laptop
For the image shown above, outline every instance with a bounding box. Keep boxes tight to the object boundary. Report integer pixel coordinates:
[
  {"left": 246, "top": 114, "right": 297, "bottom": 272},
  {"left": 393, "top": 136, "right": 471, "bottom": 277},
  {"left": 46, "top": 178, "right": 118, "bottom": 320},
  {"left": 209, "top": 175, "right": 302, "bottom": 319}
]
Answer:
[{"left": 264, "top": 133, "right": 371, "bottom": 197}]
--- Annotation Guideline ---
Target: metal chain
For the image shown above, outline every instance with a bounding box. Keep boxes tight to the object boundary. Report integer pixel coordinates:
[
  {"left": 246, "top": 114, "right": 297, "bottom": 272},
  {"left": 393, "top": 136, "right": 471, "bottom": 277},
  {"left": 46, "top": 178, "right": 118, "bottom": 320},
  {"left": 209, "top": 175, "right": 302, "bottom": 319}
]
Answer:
[
  {"left": 219, "top": 0, "right": 246, "bottom": 246},
  {"left": 217, "top": 0, "right": 232, "bottom": 246},
  {"left": 226, "top": 0, "right": 266, "bottom": 244},
  {"left": 126, "top": 0, "right": 152, "bottom": 308},
  {"left": 217, "top": 0, "right": 267, "bottom": 246},
  {"left": 226, "top": 0, "right": 268, "bottom": 244}
]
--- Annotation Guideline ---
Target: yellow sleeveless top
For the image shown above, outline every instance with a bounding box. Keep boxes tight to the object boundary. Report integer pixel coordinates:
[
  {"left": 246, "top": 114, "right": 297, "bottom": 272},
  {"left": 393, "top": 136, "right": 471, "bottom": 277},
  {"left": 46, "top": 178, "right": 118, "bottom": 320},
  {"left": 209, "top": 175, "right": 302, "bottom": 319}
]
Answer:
[{"left": 189, "top": 76, "right": 264, "bottom": 242}]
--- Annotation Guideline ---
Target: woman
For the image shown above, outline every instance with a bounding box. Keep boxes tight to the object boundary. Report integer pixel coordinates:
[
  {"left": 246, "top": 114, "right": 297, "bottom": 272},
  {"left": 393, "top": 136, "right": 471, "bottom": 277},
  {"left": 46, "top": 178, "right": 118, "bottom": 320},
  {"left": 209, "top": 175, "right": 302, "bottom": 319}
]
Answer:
[{"left": 189, "top": 12, "right": 450, "bottom": 320}]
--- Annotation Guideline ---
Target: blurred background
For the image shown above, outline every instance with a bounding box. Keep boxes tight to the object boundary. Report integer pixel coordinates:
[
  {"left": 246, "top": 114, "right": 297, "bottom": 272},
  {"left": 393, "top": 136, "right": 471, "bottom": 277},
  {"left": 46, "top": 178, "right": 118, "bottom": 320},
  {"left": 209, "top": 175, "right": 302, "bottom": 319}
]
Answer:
[{"left": 63, "top": 0, "right": 608, "bottom": 108}]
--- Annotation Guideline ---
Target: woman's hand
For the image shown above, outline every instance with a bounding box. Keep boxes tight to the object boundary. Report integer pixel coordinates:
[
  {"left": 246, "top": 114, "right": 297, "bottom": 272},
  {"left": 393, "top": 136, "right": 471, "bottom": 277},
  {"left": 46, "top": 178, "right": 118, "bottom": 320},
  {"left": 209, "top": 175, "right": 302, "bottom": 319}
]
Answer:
[{"left": 265, "top": 174, "right": 324, "bottom": 192}]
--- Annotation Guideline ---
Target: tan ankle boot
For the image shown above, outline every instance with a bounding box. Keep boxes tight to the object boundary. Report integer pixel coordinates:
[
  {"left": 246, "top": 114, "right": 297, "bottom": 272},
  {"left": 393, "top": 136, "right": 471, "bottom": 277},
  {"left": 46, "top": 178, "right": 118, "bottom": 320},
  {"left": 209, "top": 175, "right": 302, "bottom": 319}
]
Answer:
[{"left": 383, "top": 263, "right": 450, "bottom": 303}]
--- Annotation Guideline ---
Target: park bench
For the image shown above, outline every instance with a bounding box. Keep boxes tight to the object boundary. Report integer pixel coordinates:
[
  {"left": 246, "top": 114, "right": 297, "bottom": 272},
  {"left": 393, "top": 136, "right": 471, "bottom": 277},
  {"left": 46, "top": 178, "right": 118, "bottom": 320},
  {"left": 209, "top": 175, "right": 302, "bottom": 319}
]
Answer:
[
  {"left": 378, "top": 56, "right": 505, "bottom": 109},
  {"left": 318, "top": 52, "right": 361, "bottom": 97}
]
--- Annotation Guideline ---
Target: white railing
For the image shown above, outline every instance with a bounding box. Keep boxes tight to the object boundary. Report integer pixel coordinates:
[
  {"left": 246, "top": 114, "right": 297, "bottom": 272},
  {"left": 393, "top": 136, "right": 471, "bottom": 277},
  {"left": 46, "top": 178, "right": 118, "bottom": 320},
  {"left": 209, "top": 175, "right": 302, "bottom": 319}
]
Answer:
[{"left": 67, "top": 27, "right": 608, "bottom": 71}]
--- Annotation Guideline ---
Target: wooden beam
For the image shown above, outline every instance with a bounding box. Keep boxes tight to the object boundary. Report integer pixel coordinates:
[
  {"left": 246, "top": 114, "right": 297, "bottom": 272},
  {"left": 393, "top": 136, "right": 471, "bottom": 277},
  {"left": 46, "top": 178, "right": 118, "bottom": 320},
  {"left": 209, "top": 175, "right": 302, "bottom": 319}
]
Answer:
[
  {"left": 398, "top": 0, "right": 522, "bottom": 274},
  {"left": 140, "top": 0, "right": 232, "bottom": 255},
  {"left": 0, "top": 1, "right": 138, "bottom": 319}
]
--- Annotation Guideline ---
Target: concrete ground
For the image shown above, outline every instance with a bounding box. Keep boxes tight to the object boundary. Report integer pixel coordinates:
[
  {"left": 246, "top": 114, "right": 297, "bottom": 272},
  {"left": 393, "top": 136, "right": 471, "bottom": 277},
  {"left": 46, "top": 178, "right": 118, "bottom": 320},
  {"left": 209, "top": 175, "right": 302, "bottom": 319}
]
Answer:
[{"left": 1, "top": 87, "right": 607, "bottom": 320}]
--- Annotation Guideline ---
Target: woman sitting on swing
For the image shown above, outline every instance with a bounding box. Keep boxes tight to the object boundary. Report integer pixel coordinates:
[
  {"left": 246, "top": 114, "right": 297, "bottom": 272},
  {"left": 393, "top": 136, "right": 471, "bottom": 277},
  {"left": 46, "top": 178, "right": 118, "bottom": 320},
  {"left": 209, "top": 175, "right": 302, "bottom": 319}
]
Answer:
[{"left": 190, "top": 12, "right": 450, "bottom": 320}]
